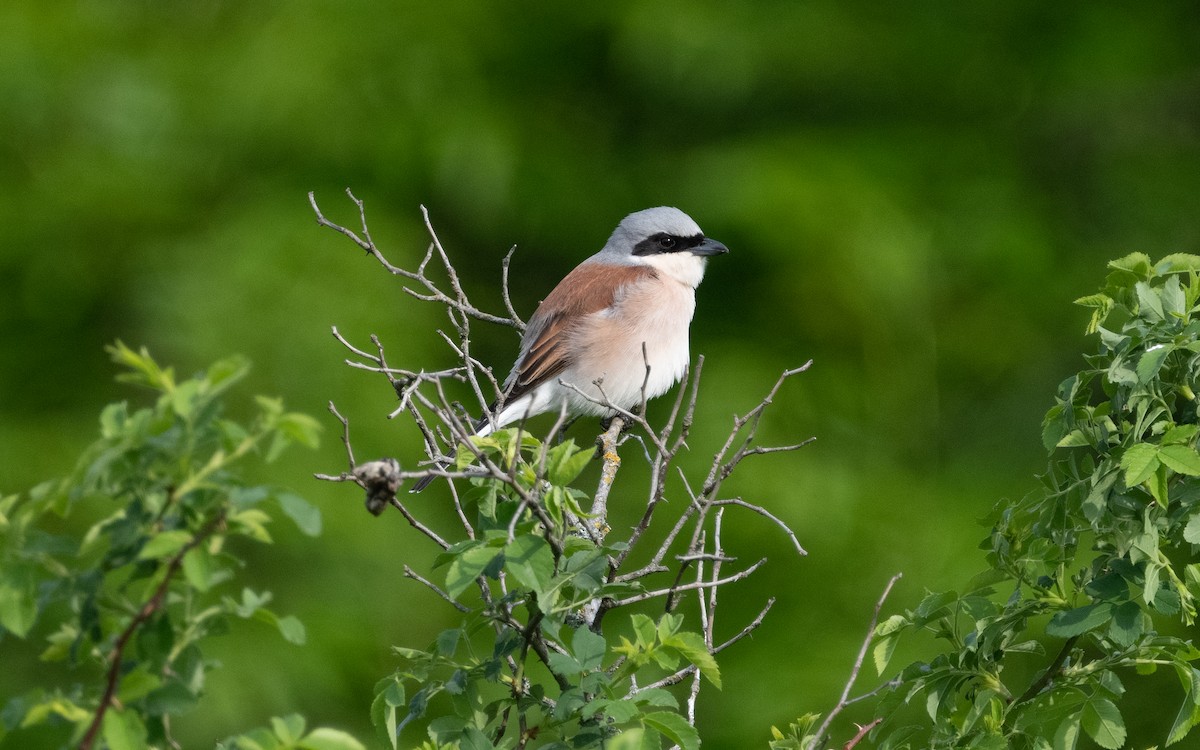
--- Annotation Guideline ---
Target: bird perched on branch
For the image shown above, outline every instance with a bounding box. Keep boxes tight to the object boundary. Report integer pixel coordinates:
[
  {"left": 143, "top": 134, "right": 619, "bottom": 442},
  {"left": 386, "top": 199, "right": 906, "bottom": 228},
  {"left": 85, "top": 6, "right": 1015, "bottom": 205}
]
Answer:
[{"left": 412, "top": 206, "right": 728, "bottom": 492}]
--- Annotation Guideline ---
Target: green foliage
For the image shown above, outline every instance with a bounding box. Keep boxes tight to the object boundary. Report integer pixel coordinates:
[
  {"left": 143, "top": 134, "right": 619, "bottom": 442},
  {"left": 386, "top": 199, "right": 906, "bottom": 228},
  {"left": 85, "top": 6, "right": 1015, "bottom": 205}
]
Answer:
[
  {"left": 858, "top": 255, "right": 1200, "bottom": 748},
  {"left": 375, "top": 433, "right": 720, "bottom": 750},
  {"left": 216, "top": 714, "right": 366, "bottom": 750},
  {"left": 0, "top": 344, "right": 329, "bottom": 749}
]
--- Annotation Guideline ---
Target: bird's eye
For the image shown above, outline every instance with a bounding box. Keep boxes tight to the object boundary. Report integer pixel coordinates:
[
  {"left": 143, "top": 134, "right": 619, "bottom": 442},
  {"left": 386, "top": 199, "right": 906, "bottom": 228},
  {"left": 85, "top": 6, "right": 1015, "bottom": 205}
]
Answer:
[{"left": 657, "top": 236, "right": 676, "bottom": 250}]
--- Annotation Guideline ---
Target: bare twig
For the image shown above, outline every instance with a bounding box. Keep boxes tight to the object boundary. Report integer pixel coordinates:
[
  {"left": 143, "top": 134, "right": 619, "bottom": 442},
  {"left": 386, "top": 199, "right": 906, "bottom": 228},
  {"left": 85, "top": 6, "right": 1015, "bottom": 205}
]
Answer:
[
  {"left": 808, "top": 572, "right": 903, "bottom": 750},
  {"left": 404, "top": 565, "right": 470, "bottom": 613},
  {"left": 612, "top": 558, "right": 766, "bottom": 608},
  {"left": 843, "top": 719, "right": 882, "bottom": 750},
  {"left": 713, "top": 497, "right": 808, "bottom": 556}
]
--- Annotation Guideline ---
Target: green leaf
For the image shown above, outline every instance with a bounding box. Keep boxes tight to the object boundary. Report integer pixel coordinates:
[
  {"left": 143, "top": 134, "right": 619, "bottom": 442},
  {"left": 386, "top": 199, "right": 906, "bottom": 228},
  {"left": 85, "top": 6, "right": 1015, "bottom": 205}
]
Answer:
[
  {"left": 1150, "top": 462, "right": 1171, "bottom": 509},
  {"left": 574, "top": 626, "right": 607, "bottom": 672},
  {"left": 230, "top": 509, "right": 273, "bottom": 543},
  {"left": 182, "top": 545, "right": 215, "bottom": 592},
  {"left": 642, "top": 711, "right": 699, "bottom": 750},
  {"left": 1081, "top": 698, "right": 1126, "bottom": 749},
  {"left": 103, "top": 710, "right": 149, "bottom": 750},
  {"left": 1164, "top": 424, "right": 1200, "bottom": 445},
  {"left": 1162, "top": 274, "right": 1187, "bottom": 316},
  {"left": 137, "top": 530, "right": 193, "bottom": 560},
  {"left": 1045, "top": 602, "right": 1114, "bottom": 638},
  {"left": 145, "top": 681, "right": 199, "bottom": 716},
  {"left": 1108, "top": 252, "right": 1153, "bottom": 277},
  {"left": 546, "top": 439, "right": 594, "bottom": 486},
  {"left": 0, "top": 575, "right": 38, "bottom": 638},
  {"left": 1168, "top": 673, "right": 1200, "bottom": 745},
  {"left": 1120, "top": 443, "right": 1160, "bottom": 487},
  {"left": 277, "top": 412, "right": 323, "bottom": 450},
  {"left": 445, "top": 545, "right": 502, "bottom": 599},
  {"left": 874, "top": 634, "right": 900, "bottom": 676},
  {"left": 664, "top": 630, "right": 721, "bottom": 689},
  {"left": 1160, "top": 445, "right": 1200, "bottom": 477},
  {"left": 1157, "top": 253, "right": 1200, "bottom": 274},
  {"left": 504, "top": 535, "right": 554, "bottom": 597},
  {"left": 1184, "top": 514, "right": 1200, "bottom": 544},
  {"left": 1052, "top": 712, "right": 1081, "bottom": 750},
  {"left": 1137, "top": 344, "right": 1174, "bottom": 383},
  {"left": 1136, "top": 281, "right": 1166, "bottom": 321},
  {"left": 435, "top": 628, "right": 460, "bottom": 657},
  {"left": 275, "top": 615, "right": 307, "bottom": 645},
  {"left": 272, "top": 715, "right": 307, "bottom": 744},
  {"left": 297, "top": 728, "right": 367, "bottom": 750},
  {"left": 631, "top": 614, "right": 657, "bottom": 648},
  {"left": 1107, "top": 601, "right": 1143, "bottom": 648},
  {"left": 610, "top": 728, "right": 663, "bottom": 750},
  {"left": 277, "top": 492, "right": 322, "bottom": 536}
]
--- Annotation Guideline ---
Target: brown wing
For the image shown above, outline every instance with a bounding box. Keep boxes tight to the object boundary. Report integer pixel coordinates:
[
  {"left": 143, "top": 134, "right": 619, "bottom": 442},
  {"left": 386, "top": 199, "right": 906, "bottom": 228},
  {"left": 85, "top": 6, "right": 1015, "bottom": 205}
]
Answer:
[{"left": 504, "top": 262, "right": 657, "bottom": 403}]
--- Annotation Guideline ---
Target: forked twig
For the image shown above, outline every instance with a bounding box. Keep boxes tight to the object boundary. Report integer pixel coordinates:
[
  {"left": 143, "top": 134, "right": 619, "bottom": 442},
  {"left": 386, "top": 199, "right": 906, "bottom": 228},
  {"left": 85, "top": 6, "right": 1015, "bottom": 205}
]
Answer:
[{"left": 808, "top": 573, "right": 903, "bottom": 750}]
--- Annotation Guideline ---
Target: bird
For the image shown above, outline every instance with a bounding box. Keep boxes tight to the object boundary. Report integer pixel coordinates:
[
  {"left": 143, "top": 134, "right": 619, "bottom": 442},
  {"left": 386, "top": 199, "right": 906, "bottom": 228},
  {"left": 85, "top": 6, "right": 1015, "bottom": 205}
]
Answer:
[{"left": 411, "top": 206, "right": 728, "bottom": 492}]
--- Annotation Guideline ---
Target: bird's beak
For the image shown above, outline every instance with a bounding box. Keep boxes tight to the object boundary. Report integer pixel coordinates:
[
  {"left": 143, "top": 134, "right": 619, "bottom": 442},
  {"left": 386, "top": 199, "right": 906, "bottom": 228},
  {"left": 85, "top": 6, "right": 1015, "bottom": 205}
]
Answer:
[{"left": 692, "top": 238, "right": 729, "bottom": 257}]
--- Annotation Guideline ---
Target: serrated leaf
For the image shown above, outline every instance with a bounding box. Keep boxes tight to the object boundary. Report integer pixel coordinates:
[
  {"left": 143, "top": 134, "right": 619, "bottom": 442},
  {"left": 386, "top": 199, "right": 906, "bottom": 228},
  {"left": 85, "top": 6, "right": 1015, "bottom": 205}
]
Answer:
[
  {"left": 631, "top": 614, "right": 656, "bottom": 648},
  {"left": 1107, "top": 601, "right": 1143, "bottom": 648},
  {"left": 642, "top": 712, "right": 699, "bottom": 750},
  {"left": 874, "top": 633, "right": 899, "bottom": 675},
  {"left": 444, "top": 545, "right": 502, "bottom": 599},
  {"left": 1045, "top": 602, "right": 1114, "bottom": 638},
  {"left": 1137, "top": 345, "right": 1174, "bottom": 384},
  {"left": 1168, "top": 680, "right": 1200, "bottom": 745},
  {"left": 546, "top": 439, "right": 594, "bottom": 486},
  {"left": 1184, "top": 514, "right": 1200, "bottom": 544},
  {"left": 664, "top": 631, "right": 721, "bottom": 689},
  {"left": 1120, "top": 443, "right": 1160, "bottom": 487},
  {"left": 573, "top": 626, "right": 607, "bottom": 672},
  {"left": 1161, "top": 445, "right": 1200, "bottom": 477},
  {"left": 1053, "top": 713, "right": 1081, "bottom": 750},
  {"left": 1136, "top": 281, "right": 1166, "bottom": 320},
  {"left": 1081, "top": 698, "right": 1126, "bottom": 749},
  {"left": 435, "top": 628, "right": 460, "bottom": 657},
  {"left": 504, "top": 536, "right": 554, "bottom": 598}
]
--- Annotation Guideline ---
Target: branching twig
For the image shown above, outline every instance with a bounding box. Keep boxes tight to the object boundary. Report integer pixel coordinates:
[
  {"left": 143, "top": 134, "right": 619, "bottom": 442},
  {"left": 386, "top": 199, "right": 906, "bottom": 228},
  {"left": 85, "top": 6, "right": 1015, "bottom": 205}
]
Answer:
[
  {"left": 808, "top": 572, "right": 903, "bottom": 750},
  {"left": 79, "top": 513, "right": 226, "bottom": 750},
  {"left": 312, "top": 193, "right": 818, "bottom": 747}
]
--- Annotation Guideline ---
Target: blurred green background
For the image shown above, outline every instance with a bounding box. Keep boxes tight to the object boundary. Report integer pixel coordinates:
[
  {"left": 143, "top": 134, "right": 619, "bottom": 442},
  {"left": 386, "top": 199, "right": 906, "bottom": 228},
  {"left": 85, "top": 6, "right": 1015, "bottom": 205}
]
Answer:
[{"left": 2, "top": 2, "right": 1199, "bottom": 748}]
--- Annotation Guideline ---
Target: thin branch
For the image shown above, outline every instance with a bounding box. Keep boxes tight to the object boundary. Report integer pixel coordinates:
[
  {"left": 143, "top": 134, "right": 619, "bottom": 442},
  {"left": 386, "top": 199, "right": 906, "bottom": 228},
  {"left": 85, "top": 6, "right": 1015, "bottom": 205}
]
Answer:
[
  {"left": 808, "top": 572, "right": 903, "bottom": 750},
  {"left": 79, "top": 514, "right": 226, "bottom": 750},
  {"left": 632, "top": 597, "right": 776, "bottom": 693},
  {"left": 612, "top": 558, "right": 766, "bottom": 608},
  {"left": 404, "top": 565, "right": 470, "bottom": 613},
  {"left": 843, "top": 719, "right": 883, "bottom": 750},
  {"left": 1016, "top": 634, "right": 1080, "bottom": 705},
  {"left": 713, "top": 498, "right": 807, "bottom": 556}
]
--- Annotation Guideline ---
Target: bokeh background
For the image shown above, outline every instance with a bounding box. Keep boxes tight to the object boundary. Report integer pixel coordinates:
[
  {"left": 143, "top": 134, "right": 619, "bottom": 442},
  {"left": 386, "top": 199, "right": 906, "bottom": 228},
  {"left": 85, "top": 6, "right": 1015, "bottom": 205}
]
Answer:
[{"left": 3, "top": 2, "right": 1199, "bottom": 748}]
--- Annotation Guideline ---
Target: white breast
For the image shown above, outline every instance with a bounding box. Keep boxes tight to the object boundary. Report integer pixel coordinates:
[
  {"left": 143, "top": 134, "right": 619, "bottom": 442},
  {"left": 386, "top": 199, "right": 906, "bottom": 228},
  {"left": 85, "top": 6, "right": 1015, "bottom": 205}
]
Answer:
[{"left": 557, "top": 274, "right": 695, "bottom": 414}]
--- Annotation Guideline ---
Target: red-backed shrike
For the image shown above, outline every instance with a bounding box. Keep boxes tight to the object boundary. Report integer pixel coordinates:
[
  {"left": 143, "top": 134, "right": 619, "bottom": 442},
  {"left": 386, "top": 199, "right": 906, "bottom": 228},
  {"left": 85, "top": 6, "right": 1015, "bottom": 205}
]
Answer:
[{"left": 413, "top": 206, "right": 727, "bottom": 491}]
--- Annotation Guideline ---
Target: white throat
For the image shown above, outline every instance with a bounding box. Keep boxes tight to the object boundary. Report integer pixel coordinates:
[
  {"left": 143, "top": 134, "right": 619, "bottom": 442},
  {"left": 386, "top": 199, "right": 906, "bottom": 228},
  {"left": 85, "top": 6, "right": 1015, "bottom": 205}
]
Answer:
[{"left": 638, "top": 252, "right": 708, "bottom": 288}]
